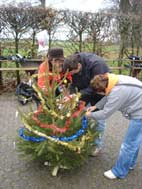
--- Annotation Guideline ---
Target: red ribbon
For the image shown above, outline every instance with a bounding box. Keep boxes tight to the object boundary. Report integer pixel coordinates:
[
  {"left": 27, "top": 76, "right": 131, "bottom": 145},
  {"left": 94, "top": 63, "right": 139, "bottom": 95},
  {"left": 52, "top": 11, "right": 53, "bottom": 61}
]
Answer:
[
  {"left": 32, "top": 101, "right": 85, "bottom": 134},
  {"left": 71, "top": 101, "right": 85, "bottom": 118}
]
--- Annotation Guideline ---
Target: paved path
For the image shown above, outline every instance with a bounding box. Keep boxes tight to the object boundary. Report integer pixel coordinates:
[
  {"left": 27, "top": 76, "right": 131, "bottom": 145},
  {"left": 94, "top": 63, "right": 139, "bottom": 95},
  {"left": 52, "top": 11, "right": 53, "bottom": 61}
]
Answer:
[{"left": 0, "top": 92, "right": 142, "bottom": 189}]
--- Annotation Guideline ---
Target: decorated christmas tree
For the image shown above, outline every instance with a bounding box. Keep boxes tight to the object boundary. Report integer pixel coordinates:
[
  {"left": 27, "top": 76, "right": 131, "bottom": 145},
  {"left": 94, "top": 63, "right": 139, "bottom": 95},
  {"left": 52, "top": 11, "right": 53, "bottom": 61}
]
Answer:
[{"left": 17, "top": 70, "right": 98, "bottom": 176}]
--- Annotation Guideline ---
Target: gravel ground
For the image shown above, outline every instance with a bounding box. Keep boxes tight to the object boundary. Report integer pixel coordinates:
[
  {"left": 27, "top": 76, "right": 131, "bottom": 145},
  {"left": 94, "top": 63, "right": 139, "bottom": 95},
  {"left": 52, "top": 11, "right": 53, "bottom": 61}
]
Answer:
[{"left": 0, "top": 92, "right": 142, "bottom": 189}]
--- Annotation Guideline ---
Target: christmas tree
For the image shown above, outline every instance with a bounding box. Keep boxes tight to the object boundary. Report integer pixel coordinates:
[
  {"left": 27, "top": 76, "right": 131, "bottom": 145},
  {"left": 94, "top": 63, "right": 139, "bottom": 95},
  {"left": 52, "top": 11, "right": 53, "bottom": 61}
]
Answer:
[{"left": 17, "top": 70, "right": 98, "bottom": 176}]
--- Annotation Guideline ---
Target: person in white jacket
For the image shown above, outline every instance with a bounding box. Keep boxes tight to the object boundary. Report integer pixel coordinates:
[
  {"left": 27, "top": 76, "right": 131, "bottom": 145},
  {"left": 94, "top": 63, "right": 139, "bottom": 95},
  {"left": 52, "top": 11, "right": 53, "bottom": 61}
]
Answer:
[{"left": 85, "top": 73, "right": 142, "bottom": 179}]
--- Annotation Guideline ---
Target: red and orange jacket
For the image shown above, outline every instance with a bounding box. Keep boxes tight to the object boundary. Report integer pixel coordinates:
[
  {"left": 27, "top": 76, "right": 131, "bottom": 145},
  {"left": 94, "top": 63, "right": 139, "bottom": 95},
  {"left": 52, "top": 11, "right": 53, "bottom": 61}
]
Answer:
[{"left": 38, "top": 60, "right": 72, "bottom": 89}]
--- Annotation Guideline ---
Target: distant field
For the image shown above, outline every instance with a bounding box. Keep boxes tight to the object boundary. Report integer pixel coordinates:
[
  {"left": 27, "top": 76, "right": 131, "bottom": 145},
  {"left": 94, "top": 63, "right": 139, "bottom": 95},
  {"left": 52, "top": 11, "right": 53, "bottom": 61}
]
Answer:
[{"left": 0, "top": 40, "right": 142, "bottom": 81}]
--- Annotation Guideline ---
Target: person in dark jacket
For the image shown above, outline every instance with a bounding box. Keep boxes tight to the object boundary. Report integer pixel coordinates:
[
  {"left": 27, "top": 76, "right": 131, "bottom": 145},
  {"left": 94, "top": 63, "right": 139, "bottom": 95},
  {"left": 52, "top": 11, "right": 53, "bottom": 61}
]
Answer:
[
  {"left": 63, "top": 52, "right": 110, "bottom": 156},
  {"left": 63, "top": 52, "right": 109, "bottom": 104}
]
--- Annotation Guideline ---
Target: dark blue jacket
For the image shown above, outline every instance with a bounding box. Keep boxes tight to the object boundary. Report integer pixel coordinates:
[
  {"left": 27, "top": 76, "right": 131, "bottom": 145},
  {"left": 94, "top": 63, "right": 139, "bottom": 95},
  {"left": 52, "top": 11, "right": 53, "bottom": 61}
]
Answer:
[{"left": 70, "top": 52, "right": 110, "bottom": 105}]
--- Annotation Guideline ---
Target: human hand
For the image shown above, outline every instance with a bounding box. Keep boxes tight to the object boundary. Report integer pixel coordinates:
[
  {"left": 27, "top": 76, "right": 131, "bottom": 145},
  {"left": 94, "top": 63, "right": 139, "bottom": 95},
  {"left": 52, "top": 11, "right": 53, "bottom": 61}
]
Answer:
[
  {"left": 86, "top": 105, "right": 96, "bottom": 112},
  {"left": 63, "top": 95, "right": 71, "bottom": 102},
  {"left": 61, "top": 94, "right": 75, "bottom": 103},
  {"left": 85, "top": 111, "right": 91, "bottom": 118}
]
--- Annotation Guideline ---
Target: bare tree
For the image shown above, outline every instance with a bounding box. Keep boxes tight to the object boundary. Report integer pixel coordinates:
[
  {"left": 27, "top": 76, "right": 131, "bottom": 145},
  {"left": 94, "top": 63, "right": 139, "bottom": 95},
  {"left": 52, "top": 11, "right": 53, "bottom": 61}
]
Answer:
[
  {"left": 107, "top": 0, "right": 142, "bottom": 56},
  {"left": 27, "top": 7, "right": 45, "bottom": 57},
  {"left": 0, "top": 4, "right": 31, "bottom": 83},
  {"left": 117, "top": 0, "right": 131, "bottom": 63},
  {"left": 87, "top": 12, "right": 111, "bottom": 55},
  {"left": 64, "top": 10, "right": 90, "bottom": 52},
  {"left": 129, "top": 0, "right": 142, "bottom": 55},
  {"left": 40, "top": 8, "right": 63, "bottom": 49},
  {"left": 0, "top": 8, "right": 6, "bottom": 86}
]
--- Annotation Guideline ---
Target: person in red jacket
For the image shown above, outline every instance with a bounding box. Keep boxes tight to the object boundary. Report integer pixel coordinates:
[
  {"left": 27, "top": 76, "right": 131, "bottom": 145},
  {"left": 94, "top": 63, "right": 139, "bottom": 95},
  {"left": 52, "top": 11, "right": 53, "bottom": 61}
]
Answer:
[
  {"left": 38, "top": 47, "right": 72, "bottom": 92},
  {"left": 38, "top": 48, "right": 63, "bottom": 89}
]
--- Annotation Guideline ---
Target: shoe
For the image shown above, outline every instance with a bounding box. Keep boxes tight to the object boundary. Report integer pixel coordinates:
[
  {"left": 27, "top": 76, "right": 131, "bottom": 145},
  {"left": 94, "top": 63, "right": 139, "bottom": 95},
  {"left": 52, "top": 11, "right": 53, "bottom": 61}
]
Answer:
[
  {"left": 104, "top": 170, "right": 117, "bottom": 179},
  {"left": 129, "top": 167, "right": 134, "bottom": 170},
  {"left": 90, "top": 147, "right": 102, "bottom": 157}
]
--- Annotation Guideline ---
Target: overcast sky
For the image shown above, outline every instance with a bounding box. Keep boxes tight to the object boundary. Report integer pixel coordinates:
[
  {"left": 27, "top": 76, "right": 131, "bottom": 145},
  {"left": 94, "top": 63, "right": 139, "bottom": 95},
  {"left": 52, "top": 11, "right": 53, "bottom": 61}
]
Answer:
[
  {"left": 1, "top": 0, "right": 106, "bottom": 12},
  {"left": 46, "top": 0, "right": 105, "bottom": 12}
]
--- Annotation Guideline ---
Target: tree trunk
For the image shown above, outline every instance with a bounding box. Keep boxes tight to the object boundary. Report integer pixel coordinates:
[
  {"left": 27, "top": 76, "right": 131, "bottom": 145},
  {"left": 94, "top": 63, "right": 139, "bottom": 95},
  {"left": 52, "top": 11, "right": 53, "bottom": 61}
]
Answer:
[
  {"left": 118, "top": 0, "right": 131, "bottom": 74},
  {"left": 31, "top": 30, "right": 36, "bottom": 58},
  {"left": 118, "top": 41, "right": 125, "bottom": 74},
  {"left": 92, "top": 33, "right": 97, "bottom": 53},
  {"left": 15, "top": 35, "right": 20, "bottom": 84},
  {"left": 136, "top": 46, "right": 139, "bottom": 56},
  {"left": 79, "top": 33, "right": 82, "bottom": 52},
  {"left": 48, "top": 31, "right": 52, "bottom": 50},
  {"left": 131, "top": 35, "right": 134, "bottom": 55},
  {"left": 0, "top": 42, "right": 3, "bottom": 86}
]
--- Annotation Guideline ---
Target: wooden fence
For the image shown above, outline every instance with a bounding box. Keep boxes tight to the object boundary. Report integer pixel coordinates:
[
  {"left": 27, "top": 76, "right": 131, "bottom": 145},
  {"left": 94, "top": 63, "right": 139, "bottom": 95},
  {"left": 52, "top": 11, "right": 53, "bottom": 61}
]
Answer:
[{"left": 0, "top": 59, "right": 142, "bottom": 86}]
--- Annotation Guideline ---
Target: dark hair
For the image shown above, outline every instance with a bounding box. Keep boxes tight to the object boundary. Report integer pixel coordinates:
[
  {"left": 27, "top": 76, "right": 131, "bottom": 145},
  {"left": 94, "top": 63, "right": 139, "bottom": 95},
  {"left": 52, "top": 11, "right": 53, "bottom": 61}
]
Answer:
[
  {"left": 47, "top": 47, "right": 64, "bottom": 71},
  {"left": 48, "top": 47, "right": 64, "bottom": 59},
  {"left": 63, "top": 54, "right": 81, "bottom": 72}
]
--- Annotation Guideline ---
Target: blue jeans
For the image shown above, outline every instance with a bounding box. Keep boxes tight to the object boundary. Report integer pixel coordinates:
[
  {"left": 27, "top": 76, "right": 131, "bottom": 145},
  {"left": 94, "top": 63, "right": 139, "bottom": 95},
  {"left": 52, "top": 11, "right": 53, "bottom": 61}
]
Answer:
[
  {"left": 94, "top": 119, "right": 106, "bottom": 148},
  {"left": 86, "top": 103, "right": 106, "bottom": 148},
  {"left": 112, "top": 119, "right": 142, "bottom": 178}
]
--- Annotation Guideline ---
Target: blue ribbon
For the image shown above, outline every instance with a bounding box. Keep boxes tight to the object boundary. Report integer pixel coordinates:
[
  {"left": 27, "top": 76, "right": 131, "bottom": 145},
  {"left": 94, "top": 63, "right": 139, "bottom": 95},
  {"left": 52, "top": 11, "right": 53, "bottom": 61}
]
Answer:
[
  {"left": 19, "top": 127, "right": 46, "bottom": 142},
  {"left": 19, "top": 116, "right": 88, "bottom": 142}
]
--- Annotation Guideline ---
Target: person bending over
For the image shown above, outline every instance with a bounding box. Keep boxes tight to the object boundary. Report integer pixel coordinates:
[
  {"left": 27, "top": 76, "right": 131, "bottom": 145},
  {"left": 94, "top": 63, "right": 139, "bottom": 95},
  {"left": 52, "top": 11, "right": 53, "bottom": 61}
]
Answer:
[
  {"left": 85, "top": 73, "right": 142, "bottom": 179},
  {"left": 63, "top": 52, "right": 110, "bottom": 156}
]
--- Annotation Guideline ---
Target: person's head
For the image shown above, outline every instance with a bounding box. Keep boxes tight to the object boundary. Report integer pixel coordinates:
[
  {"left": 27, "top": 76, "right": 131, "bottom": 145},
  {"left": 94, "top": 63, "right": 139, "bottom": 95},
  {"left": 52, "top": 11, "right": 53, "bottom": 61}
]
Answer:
[
  {"left": 48, "top": 47, "right": 64, "bottom": 72},
  {"left": 63, "top": 54, "right": 82, "bottom": 75},
  {"left": 90, "top": 74, "right": 108, "bottom": 95}
]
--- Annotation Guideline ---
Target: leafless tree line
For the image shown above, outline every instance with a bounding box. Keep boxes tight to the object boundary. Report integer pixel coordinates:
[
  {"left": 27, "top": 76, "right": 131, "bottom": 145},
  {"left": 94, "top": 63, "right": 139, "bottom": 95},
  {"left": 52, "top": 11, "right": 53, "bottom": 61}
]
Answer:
[
  {"left": 0, "top": 0, "right": 142, "bottom": 58},
  {"left": 0, "top": 0, "right": 142, "bottom": 84}
]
